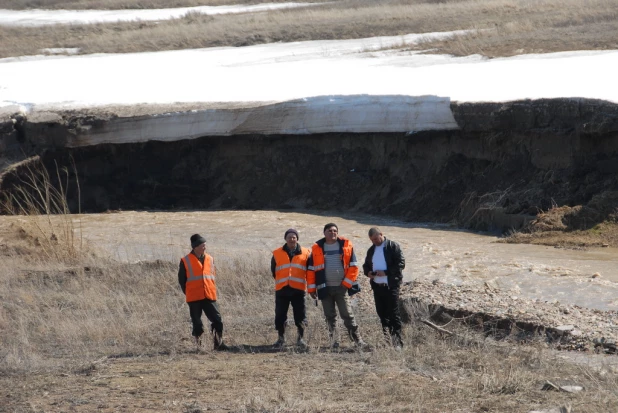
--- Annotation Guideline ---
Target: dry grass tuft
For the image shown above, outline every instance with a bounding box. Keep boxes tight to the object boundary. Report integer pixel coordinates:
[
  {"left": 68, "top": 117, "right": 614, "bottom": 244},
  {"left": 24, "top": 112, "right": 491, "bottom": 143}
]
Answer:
[{"left": 0, "top": 157, "right": 84, "bottom": 263}]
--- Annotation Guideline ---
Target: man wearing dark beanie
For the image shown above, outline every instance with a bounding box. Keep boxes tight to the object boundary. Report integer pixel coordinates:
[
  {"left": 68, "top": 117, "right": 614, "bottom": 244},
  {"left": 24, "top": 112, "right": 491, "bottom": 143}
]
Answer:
[
  {"left": 178, "top": 233, "right": 227, "bottom": 351},
  {"left": 271, "top": 228, "right": 311, "bottom": 348}
]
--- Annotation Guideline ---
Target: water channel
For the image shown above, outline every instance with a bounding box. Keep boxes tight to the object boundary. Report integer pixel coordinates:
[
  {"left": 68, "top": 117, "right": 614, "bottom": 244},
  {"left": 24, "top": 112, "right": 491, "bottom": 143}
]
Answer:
[{"left": 65, "top": 209, "right": 618, "bottom": 312}]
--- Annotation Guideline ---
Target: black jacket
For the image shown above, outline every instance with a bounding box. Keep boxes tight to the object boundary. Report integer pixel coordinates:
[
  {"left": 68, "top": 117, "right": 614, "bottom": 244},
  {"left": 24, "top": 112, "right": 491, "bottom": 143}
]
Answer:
[{"left": 362, "top": 238, "right": 405, "bottom": 288}]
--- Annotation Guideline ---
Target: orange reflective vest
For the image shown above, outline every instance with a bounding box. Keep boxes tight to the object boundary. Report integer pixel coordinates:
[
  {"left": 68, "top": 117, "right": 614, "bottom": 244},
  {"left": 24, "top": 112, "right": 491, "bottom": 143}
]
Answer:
[
  {"left": 307, "top": 237, "right": 359, "bottom": 298},
  {"left": 273, "top": 246, "right": 310, "bottom": 291},
  {"left": 182, "top": 252, "right": 217, "bottom": 302}
]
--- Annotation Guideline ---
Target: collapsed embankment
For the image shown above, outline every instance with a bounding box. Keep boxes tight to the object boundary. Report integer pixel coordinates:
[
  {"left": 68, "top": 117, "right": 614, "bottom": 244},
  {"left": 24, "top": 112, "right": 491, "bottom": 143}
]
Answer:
[{"left": 2, "top": 98, "right": 618, "bottom": 232}]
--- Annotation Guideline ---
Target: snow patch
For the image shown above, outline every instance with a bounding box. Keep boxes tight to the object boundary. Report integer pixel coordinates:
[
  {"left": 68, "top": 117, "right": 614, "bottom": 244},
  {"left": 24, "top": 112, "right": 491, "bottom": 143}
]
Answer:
[{"left": 0, "top": 2, "right": 318, "bottom": 27}]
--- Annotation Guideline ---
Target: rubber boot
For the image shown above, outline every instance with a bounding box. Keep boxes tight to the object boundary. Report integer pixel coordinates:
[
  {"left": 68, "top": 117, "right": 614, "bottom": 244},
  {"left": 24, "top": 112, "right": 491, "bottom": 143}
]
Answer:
[{"left": 329, "top": 329, "right": 340, "bottom": 349}]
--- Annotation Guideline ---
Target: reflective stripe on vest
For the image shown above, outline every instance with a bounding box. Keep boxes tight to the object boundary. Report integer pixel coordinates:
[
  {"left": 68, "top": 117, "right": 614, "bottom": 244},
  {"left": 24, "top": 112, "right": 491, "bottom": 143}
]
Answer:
[
  {"left": 273, "top": 246, "right": 310, "bottom": 292},
  {"left": 276, "top": 276, "right": 307, "bottom": 285},
  {"left": 275, "top": 263, "right": 308, "bottom": 272},
  {"left": 308, "top": 263, "right": 324, "bottom": 271},
  {"left": 309, "top": 237, "right": 358, "bottom": 294},
  {"left": 183, "top": 253, "right": 217, "bottom": 302},
  {"left": 343, "top": 277, "right": 355, "bottom": 286}
]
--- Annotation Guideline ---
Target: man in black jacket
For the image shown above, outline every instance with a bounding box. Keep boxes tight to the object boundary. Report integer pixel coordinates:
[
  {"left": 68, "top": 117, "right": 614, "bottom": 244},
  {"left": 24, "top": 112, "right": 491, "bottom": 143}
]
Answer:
[{"left": 362, "top": 227, "right": 406, "bottom": 348}]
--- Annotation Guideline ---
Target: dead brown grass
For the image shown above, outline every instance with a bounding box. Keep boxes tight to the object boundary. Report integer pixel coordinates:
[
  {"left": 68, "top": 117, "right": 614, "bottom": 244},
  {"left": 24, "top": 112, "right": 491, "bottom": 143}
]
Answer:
[
  {"left": 0, "top": 157, "right": 85, "bottom": 263},
  {"left": 503, "top": 221, "right": 618, "bottom": 248},
  {"left": 501, "top": 205, "right": 618, "bottom": 247},
  {"left": 1, "top": 224, "right": 618, "bottom": 411},
  {"left": 1, "top": 0, "right": 617, "bottom": 59}
]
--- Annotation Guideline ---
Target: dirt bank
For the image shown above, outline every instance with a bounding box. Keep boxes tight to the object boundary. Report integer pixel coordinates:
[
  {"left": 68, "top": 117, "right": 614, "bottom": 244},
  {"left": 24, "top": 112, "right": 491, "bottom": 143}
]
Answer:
[
  {"left": 2, "top": 98, "right": 618, "bottom": 235},
  {"left": 388, "top": 278, "right": 618, "bottom": 354}
]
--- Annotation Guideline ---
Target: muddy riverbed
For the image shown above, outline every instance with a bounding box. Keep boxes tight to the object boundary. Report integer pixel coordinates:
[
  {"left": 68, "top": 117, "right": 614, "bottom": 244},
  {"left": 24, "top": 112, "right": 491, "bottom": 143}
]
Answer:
[
  {"left": 4, "top": 208, "right": 618, "bottom": 354},
  {"left": 19, "top": 209, "right": 617, "bottom": 312}
]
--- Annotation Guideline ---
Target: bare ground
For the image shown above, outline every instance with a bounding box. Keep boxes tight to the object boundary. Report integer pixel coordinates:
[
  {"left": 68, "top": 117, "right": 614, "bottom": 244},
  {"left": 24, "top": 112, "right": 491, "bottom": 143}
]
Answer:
[
  {"left": 4, "top": 345, "right": 617, "bottom": 413},
  {"left": 2, "top": 215, "right": 618, "bottom": 412}
]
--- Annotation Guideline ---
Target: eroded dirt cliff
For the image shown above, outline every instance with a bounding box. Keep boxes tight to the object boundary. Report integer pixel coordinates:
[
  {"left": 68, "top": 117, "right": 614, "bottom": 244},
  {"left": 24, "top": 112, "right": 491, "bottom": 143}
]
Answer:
[{"left": 1, "top": 98, "right": 618, "bottom": 232}]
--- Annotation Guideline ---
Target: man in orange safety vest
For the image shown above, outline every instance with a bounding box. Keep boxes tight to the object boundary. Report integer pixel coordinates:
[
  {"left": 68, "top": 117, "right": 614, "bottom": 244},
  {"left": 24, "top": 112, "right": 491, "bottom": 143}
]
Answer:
[
  {"left": 178, "top": 233, "right": 227, "bottom": 351},
  {"left": 271, "top": 228, "right": 311, "bottom": 348},
  {"left": 307, "top": 223, "right": 366, "bottom": 349}
]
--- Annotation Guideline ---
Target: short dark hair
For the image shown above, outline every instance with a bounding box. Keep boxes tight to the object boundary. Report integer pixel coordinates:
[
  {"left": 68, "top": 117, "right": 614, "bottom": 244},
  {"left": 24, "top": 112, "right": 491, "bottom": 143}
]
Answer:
[
  {"left": 323, "top": 223, "right": 338, "bottom": 232},
  {"left": 368, "top": 227, "right": 381, "bottom": 237}
]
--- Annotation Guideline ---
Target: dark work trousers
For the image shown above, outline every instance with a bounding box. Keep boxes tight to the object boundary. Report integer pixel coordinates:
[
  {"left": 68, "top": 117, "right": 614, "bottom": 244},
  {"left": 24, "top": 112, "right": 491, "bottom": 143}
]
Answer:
[
  {"left": 372, "top": 284, "right": 403, "bottom": 346},
  {"left": 275, "top": 291, "right": 307, "bottom": 337},
  {"left": 188, "top": 299, "right": 223, "bottom": 338}
]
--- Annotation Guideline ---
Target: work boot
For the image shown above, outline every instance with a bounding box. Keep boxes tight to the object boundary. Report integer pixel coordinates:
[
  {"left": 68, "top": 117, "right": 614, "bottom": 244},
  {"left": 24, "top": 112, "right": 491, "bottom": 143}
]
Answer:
[
  {"left": 295, "top": 326, "right": 307, "bottom": 348},
  {"left": 355, "top": 338, "right": 368, "bottom": 349},
  {"left": 273, "top": 335, "right": 286, "bottom": 349},
  {"left": 349, "top": 326, "right": 366, "bottom": 348},
  {"left": 296, "top": 336, "right": 307, "bottom": 348},
  {"left": 328, "top": 329, "right": 340, "bottom": 349},
  {"left": 391, "top": 334, "right": 404, "bottom": 350},
  {"left": 194, "top": 335, "right": 203, "bottom": 349},
  {"left": 213, "top": 331, "right": 228, "bottom": 351}
]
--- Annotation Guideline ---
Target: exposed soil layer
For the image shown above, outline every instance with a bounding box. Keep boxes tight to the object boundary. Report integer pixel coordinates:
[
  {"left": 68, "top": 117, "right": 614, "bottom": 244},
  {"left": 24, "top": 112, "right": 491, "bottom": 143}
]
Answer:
[
  {"left": 392, "top": 279, "right": 618, "bottom": 354},
  {"left": 2, "top": 98, "right": 618, "bottom": 233}
]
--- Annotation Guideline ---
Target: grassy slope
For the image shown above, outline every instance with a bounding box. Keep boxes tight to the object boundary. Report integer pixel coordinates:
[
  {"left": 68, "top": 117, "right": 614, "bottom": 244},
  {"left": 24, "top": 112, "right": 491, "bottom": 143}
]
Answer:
[
  {"left": 1, "top": 0, "right": 617, "bottom": 58},
  {"left": 1, "top": 227, "right": 616, "bottom": 412},
  {"left": 503, "top": 218, "right": 618, "bottom": 248}
]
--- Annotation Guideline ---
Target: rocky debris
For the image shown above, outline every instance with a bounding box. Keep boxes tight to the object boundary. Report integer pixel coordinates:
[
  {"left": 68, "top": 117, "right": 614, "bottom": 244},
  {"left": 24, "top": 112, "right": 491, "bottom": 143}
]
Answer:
[
  {"left": 354, "top": 277, "right": 618, "bottom": 353},
  {"left": 541, "top": 381, "right": 583, "bottom": 393},
  {"left": 593, "top": 337, "right": 617, "bottom": 352},
  {"left": 555, "top": 325, "right": 575, "bottom": 333},
  {"left": 529, "top": 407, "right": 571, "bottom": 413},
  {"left": 558, "top": 386, "right": 584, "bottom": 393},
  {"left": 541, "top": 381, "right": 561, "bottom": 391}
]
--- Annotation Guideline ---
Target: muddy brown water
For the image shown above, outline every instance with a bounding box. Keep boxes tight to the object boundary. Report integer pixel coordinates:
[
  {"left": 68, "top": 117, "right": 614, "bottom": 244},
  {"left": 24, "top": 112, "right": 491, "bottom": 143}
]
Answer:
[{"left": 43, "top": 209, "right": 618, "bottom": 312}]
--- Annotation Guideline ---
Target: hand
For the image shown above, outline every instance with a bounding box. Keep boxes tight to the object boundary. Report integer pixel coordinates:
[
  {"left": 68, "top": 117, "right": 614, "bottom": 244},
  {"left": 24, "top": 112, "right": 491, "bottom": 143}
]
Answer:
[
  {"left": 310, "top": 292, "right": 317, "bottom": 299},
  {"left": 367, "top": 271, "right": 376, "bottom": 280},
  {"left": 375, "top": 270, "right": 387, "bottom": 277}
]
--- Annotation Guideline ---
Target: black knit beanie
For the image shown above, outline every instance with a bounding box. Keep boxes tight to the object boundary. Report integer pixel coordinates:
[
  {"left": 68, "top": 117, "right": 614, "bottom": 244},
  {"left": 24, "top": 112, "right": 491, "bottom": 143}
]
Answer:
[
  {"left": 284, "top": 228, "right": 299, "bottom": 240},
  {"left": 190, "top": 234, "right": 207, "bottom": 248}
]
